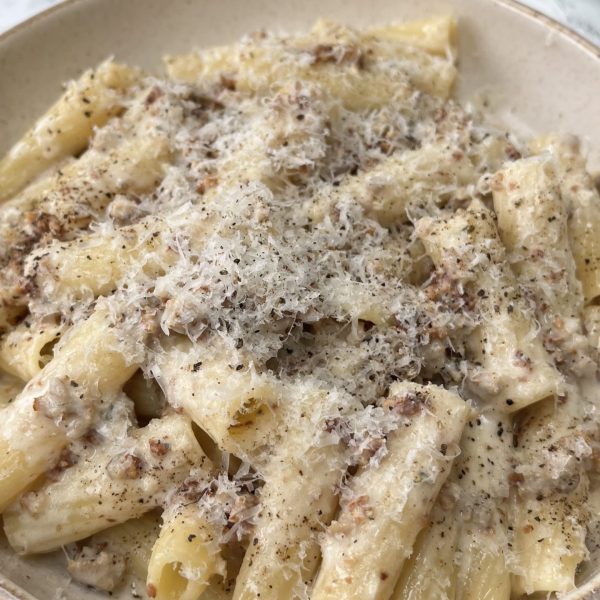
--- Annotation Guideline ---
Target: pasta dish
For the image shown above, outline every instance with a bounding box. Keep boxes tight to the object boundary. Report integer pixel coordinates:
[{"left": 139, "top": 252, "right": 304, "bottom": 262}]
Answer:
[{"left": 0, "top": 16, "right": 599, "bottom": 600}]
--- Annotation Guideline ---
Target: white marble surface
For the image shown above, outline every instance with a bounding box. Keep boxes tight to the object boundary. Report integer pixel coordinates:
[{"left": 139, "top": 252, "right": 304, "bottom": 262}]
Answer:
[
  {"left": 0, "top": 0, "right": 64, "bottom": 33},
  {"left": 0, "top": 0, "right": 599, "bottom": 45},
  {"left": 525, "top": 0, "right": 600, "bottom": 44}
]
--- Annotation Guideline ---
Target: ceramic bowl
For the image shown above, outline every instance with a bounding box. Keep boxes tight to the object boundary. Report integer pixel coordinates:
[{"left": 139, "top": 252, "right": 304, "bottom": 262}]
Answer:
[{"left": 0, "top": 0, "right": 599, "bottom": 598}]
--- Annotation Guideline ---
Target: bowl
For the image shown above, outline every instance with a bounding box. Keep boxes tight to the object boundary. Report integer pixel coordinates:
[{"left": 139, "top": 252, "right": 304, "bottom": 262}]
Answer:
[{"left": 0, "top": 0, "right": 599, "bottom": 598}]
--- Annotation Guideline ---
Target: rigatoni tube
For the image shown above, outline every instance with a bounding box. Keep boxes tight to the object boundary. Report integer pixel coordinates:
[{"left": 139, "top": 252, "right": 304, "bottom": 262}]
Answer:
[
  {"left": 3, "top": 413, "right": 208, "bottom": 553},
  {"left": 417, "top": 204, "right": 563, "bottom": 412},
  {"left": 0, "top": 306, "right": 139, "bottom": 511},
  {"left": 311, "top": 382, "right": 469, "bottom": 600}
]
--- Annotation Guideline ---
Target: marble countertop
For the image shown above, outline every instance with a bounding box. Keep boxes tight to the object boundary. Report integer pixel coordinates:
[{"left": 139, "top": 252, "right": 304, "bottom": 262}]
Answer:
[
  {"left": 525, "top": 0, "right": 600, "bottom": 44},
  {"left": 0, "top": 0, "right": 599, "bottom": 45},
  {"left": 1, "top": 0, "right": 63, "bottom": 33}
]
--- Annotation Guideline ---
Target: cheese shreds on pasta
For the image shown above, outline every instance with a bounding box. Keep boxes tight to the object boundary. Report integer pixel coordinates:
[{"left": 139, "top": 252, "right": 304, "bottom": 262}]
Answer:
[{"left": 0, "top": 16, "right": 599, "bottom": 600}]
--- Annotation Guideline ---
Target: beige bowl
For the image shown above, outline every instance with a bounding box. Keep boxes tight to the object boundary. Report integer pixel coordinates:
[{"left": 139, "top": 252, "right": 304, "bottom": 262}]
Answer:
[{"left": 0, "top": 0, "right": 599, "bottom": 598}]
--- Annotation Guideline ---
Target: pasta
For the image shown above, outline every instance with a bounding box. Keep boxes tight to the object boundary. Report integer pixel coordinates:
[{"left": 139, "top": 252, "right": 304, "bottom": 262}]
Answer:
[
  {"left": 231, "top": 383, "right": 365, "bottom": 600},
  {"left": 491, "top": 156, "right": 593, "bottom": 594},
  {"left": 157, "top": 337, "right": 283, "bottom": 460},
  {"left": 165, "top": 19, "right": 457, "bottom": 107},
  {"left": 146, "top": 503, "right": 226, "bottom": 600},
  {"left": 86, "top": 512, "right": 162, "bottom": 584},
  {"left": 529, "top": 135, "right": 600, "bottom": 305},
  {"left": 0, "top": 15, "right": 597, "bottom": 600},
  {"left": 3, "top": 412, "right": 207, "bottom": 553},
  {"left": 393, "top": 298, "right": 514, "bottom": 600},
  {"left": 0, "top": 60, "right": 140, "bottom": 202},
  {"left": 311, "top": 382, "right": 469, "bottom": 600},
  {"left": 417, "top": 203, "right": 564, "bottom": 411},
  {"left": 0, "top": 317, "right": 64, "bottom": 381},
  {"left": 0, "top": 370, "right": 22, "bottom": 407},
  {"left": 0, "top": 305, "right": 139, "bottom": 511},
  {"left": 64, "top": 515, "right": 160, "bottom": 591}
]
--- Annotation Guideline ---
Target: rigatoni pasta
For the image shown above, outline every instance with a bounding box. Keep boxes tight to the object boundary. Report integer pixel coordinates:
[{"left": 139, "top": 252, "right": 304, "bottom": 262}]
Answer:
[
  {"left": 231, "top": 382, "right": 364, "bottom": 600},
  {"left": 0, "top": 305, "right": 139, "bottom": 512},
  {"left": 491, "top": 155, "right": 593, "bottom": 594},
  {"left": 0, "top": 14, "right": 598, "bottom": 600},
  {"left": 311, "top": 382, "right": 469, "bottom": 600},
  {"left": 0, "top": 60, "right": 140, "bottom": 202},
  {"left": 417, "top": 203, "right": 563, "bottom": 412},
  {"left": 529, "top": 135, "right": 600, "bottom": 305},
  {"left": 3, "top": 412, "right": 207, "bottom": 553},
  {"left": 146, "top": 502, "right": 226, "bottom": 600}
]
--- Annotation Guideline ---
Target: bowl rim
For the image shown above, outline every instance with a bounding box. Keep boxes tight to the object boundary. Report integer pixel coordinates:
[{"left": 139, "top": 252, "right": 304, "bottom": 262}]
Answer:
[
  {"left": 0, "top": 1, "right": 599, "bottom": 599},
  {"left": 0, "top": 0, "right": 599, "bottom": 56}
]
